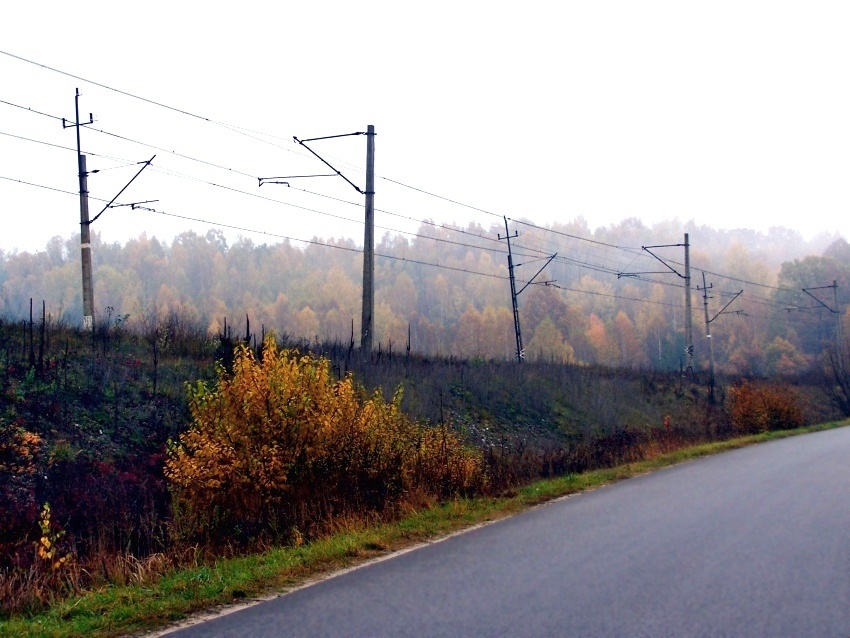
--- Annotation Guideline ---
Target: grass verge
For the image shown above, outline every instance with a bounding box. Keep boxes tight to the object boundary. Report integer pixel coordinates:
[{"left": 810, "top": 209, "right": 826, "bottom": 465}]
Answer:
[{"left": 1, "top": 420, "right": 846, "bottom": 638}]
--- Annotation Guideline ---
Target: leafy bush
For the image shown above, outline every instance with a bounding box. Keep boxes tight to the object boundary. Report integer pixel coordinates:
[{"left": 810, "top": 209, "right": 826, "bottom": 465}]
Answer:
[
  {"left": 727, "top": 381, "right": 805, "bottom": 434},
  {"left": 165, "top": 337, "right": 485, "bottom": 544},
  {"left": 0, "top": 420, "right": 43, "bottom": 563}
]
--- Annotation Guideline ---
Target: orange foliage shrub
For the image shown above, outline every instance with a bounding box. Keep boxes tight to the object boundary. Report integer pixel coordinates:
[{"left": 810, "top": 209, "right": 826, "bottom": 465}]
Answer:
[
  {"left": 165, "top": 338, "right": 485, "bottom": 543},
  {"left": 0, "top": 422, "right": 41, "bottom": 476},
  {"left": 0, "top": 421, "right": 44, "bottom": 570},
  {"left": 727, "top": 381, "right": 804, "bottom": 434}
]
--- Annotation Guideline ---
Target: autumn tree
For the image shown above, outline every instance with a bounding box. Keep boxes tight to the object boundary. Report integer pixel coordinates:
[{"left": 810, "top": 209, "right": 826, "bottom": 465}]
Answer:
[
  {"left": 292, "top": 306, "right": 320, "bottom": 342},
  {"left": 453, "top": 305, "right": 484, "bottom": 357},
  {"left": 586, "top": 313, "right": 618, "bottom": 366},
  {"left": 375, "top": 302, "right": 408, "bottom": 351},
  {"left": 480, "top": 306, "right": 514, "bottom": 359},
  {"left": 526, "top": 317, "right": 575, "bottom": 363},
  {"left": 2, "top": 224, "right": 846, "bottom": 372},
  {"left": 613, "top": 310, "right": 647, "bottom": 368},
  {"left": 764, "top": 337, "right": 809, "bottom": 376}
]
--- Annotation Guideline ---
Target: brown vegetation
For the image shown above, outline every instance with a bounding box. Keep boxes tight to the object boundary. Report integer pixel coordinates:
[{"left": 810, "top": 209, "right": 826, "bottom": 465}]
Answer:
[
  {"left": 166, "top": 338, "right": 484, "bottom": 546},
  {"left": 0, "top": 307, "right": 836, "bottom": 618},
  {"left": 727, "top": 381, "right": 805, "bottom": 434}
]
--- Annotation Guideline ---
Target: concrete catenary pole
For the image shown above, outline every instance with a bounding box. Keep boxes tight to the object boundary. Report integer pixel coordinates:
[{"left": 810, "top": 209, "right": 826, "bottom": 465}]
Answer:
[
  {"left": 502, "top": 216, "right": 523, "bottom": 362},
  {"left": 78, "top": 154, "right": 94, "bottom": 328},
  {"left": 701, "top": 272, "right": 716, "bottom": 399},
  {"left": 684, "top": 233, "right": 693, "bottom": 373},
  {"left": 360, "top": 125, "right": 376, "bottom": 353},
  {"left": 67, "top": 88, "right": 94, "bottom": 329},
  {"left": 833, "top": 280, "right": 844, "bottom": 374}
]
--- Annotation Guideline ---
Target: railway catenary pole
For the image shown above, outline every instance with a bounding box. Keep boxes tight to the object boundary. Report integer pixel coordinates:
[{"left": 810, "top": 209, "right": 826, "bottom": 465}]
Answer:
[
  {"left": 832, "top": 280, "right": 844, "bottom": 374},
  {"left": 700, "top": 272, "right": 716, "bottom": 400},
  {"left": 361, "top": 125, "right": 376, "bottom": 353},
  {"left": 684, "top": 233, "right": 694, "bottom": 374},
  {"left": 62, "top": 89, "right": 94, "bottom": 330},
  {"left": 262, "top": 127, "right": 376, "bottom": 354},
  {"left": 500, "top": 216, "right": 523, "bottom": 362}
]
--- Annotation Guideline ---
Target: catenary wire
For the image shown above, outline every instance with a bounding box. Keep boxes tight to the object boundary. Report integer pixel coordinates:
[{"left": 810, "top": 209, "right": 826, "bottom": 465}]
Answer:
[
  {"left": 0, "top": 87, "right": 810, "bottom": 298},
  {"left": 0, "top": 97, "right": 553, "bottom": 261},
  {"left": 0, "top": 172, "right": 713, "bottom": 311},
  {"left": 0, "top": 65, "right": 825, "bottom": 306}
]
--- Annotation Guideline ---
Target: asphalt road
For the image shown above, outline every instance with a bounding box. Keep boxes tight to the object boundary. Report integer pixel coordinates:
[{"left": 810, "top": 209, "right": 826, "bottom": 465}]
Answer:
[{"left": 165, "top": 427, "right": 850, "bottom": 637}]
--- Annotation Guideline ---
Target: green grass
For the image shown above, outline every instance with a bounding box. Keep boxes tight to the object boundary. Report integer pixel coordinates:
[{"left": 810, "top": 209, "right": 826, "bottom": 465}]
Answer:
[{"left": 2, "top": 420, "right": 846, "bottom": 638}]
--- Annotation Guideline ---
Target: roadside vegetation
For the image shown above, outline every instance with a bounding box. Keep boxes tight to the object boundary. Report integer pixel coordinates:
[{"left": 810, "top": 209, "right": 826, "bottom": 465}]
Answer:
[
  {"left": 1, "top": 422, "right": 844, "bottom": 638},
  {"left": 0, "top": 310, "right": 846, "bottom": 637}
]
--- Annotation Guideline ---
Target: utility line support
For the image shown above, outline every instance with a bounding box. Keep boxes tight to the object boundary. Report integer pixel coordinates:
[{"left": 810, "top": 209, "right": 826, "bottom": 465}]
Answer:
[
  {"left": 260, "top": 126, "right": 376, "bottom": 353},
  {"left": 63, "top": 88, "right": 94, "bottom": 329},
  {"left": 63, "top": 89, "right": 155, "bottom": 331},
  {"left": 362, "top": 125, "right": 375, "bottom": 354},
  {"left": 499, "top": 218, "right": 523, "bottom": 362},
  {"left": 619, "top": 233, "right": 693, "bottom": 374},
  {"left": 684, "top": 233, "right": 692, "bottom": 375},
  {"left": 258, "top": 174, "right": 336, "bottom": 187},
  {"left": 800, "top": 281, "right": 844, "bottom": 374},
  {"left": 292, "top": 132, "right": 367, "bottom": 194},
  {"left": 498, "top": 217, "right": 557, "bottom": 362},
  {"left": 90, "top": 156, "right": 156, "bottom": 224},
  {"left": 516, "top": 253, "right": 558, "bottom": 296},
  {"left": 708, "top": 290, "right": 745, "bottom": 324},
  {"left": 697, "top": 275, "right": 743, "bottom": 400},
  {"left": 698, "top": 273, "right": 716, "bottom": 399},
  {"left": 107, "top": 199, "right": 159, "bottom": 211}
]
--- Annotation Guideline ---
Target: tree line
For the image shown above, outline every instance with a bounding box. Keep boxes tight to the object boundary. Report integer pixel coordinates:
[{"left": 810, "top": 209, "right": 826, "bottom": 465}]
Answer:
[{"left": 1, "top": 216, "right": 847, "bottom": 375}]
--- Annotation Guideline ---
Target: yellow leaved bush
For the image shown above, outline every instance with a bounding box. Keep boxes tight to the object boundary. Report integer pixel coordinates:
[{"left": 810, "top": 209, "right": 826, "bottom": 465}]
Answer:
[{"left": 165, "top": 337, "right": 485, "bottom": 543}]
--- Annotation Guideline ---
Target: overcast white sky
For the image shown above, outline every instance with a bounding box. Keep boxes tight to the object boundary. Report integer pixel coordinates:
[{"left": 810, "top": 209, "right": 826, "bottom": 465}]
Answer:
[{"left": 1, "top": 1, "right": 848, "bottom": 255}]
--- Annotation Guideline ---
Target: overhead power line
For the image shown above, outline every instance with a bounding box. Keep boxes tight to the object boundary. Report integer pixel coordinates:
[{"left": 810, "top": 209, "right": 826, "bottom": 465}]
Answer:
[
  {"left": 0, "top": 125, "right": 547, "bottom": 267},
  {"left": 0, "top": 174, "right": 78, "bottom": 197},
  {"left": 0, "top": 123, "right": 792, "bottom": 308},
  {"left": 379, "top": 175, "right": 504, "bottom": 220},
  {"left": 1, "top": 51, "right": 258, "bottom": 136},
  {"left": 0, "top": 122, "right": 790, "bottom": 304},
  {"left": 0, "top": 172, "right": 715, "bottom": 314},
  {"left": 0, "top": 97, "right": 65, "bottom": 122},
  {"left": 108, "top": 203, "right": 512, "bottom": 282},
  {"left": 512, "top": 218, "right": 643, "bottom": 253},
  {"left": 0, "top": 123, "right": 545, "bottom": 265},
  {"left": 691, "top": 266, "right": 798, "bottom": 294},
  {"left": 1, "top": 56, "right": 827, "bottom": 310},
  {"left": 0, "top": 50, "right": 312, "bottom": 159},
  {"left": 1, "top": 95, "right": 555, "bottom": 261},
  {"left": 1, "top": 59, "right": 653, "bottom": 261},
  {"left": 0, "top": 80, "right": 806, "bottom": 301},
  {"left": 0, "top": 92, "right": 735, "bottom": 293}
]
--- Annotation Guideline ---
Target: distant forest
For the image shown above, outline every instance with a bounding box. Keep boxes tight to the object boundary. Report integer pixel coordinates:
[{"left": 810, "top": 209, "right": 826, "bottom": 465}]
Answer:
[{"left": 2, "top": 217, "right": 848, "bottom": 376}]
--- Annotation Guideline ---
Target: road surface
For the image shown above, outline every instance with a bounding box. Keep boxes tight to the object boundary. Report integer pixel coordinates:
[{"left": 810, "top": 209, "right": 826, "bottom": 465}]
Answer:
[{"left": 165, "top": 427, "right": 850, "bottom": 637}]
